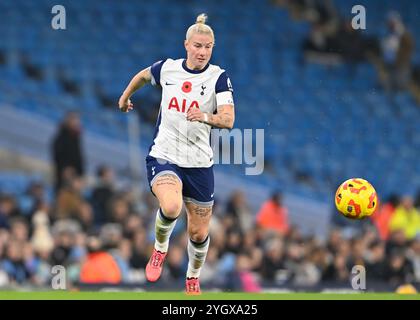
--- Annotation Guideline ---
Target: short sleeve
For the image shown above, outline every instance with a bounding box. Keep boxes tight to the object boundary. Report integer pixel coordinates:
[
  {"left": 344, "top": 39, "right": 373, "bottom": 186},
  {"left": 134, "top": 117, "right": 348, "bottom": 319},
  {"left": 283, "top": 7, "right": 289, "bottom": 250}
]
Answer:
[
  {"left": 215, "top": 71, "right": 233, "bottom": 93},
  {"left": 150, "top": 60, "right": 166, "bottom": 86},
  {"left": 215, "top": 71, "right": 234, "bottom": 106}
]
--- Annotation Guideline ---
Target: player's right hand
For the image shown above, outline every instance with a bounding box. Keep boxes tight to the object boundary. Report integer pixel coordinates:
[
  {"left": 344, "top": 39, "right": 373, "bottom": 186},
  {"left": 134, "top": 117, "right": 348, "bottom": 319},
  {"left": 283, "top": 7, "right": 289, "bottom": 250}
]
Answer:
[{"left": 118, "top": 97, "right": 134, "bottom": 113}]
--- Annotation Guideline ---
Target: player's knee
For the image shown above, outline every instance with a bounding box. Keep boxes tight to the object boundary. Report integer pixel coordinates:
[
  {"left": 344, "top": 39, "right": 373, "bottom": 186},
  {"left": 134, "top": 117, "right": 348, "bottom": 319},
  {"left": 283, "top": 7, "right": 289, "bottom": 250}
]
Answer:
[
  {"left": 189, "top": 227, "right": 208, "bottom": 243},
  {"left": 160, "top": 200, "right": 182, "bottom": 219}
]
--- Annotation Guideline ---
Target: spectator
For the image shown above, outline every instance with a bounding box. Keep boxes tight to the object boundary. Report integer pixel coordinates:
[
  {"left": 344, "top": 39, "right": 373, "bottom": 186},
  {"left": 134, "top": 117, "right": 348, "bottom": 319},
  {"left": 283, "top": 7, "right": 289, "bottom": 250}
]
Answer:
[
  {"left": 240, "top": 231, "right": 263, "bottom": 272},
  {"left": 225, "top": 191, "right": 254, "bottom": 233},
  {"left": 107, "top": 196, "right": 130, "bottom": 224},
  {"left": 233, "top": 254, "right": 261, "bottom": 292},
  {"left": 302, "top": 22, "right": 332, "bottom": 57},
  {"left": 0, "top": 195, "right": 20, "bottom": 230},
  {"left": 9, "top": 217, "right": 29, "bottom": 242},
  {"left": 225, "top": 229, "right": 243, "bottom": 254},
  {"left": 100, "top": 223, "right": 123, "bottom": 252},
  {"left": 333, "top": 20, "right": 375, "bottom": 64},
  {"left": 123, "top": 214, "right": 144, "bottom": 240},
  {"left": 386, "top": 229, "right": 408, "bottom": 256},
  {"left": 370, "top": 194, "right": 400, "bottom": 241},
  {"left": 347, "top": 238, "right": 367, "bottom": 267},
  {"left": 326, "top": 228, "right": 343, "bottom": 255},
  {"left": 29, "top": 200, "right": 54, "bottom": 257},
  {"left": 199, "top": 247, "right": 221, "bottom": 285},
  {"left": 51, "top": 111, "right": 85, "bottom": 192},
  {"left": 292, "top": 255, "right": 321, "bottom": 287},
  {"left": 79, "top": 235, "right": 121, "bottom": 284},
  {"left": 380, "top": 11, "right": 414, "bottom": 91},
  {"left": 406, "top": 237, "right": 420, "bottom": 282},
  {"left": 50, "top": 220, "right": 80, "bottom": 266},
  {"left": 287, "top": 225, "right": 304, "bottom": 243},
  {"left": 322, "top": 253, "right": 349, "bottom": 283},
  {"left": 309, "top": 246, "right": 329, "bottom": 282},
  {"left": 285, "top": 0, "right": 337, "bottom": 25},
  {"left": 384, "top": 249, "right": 415, "bottom": 286},
  {"left": 259, "top": 236, "right": 287, "bottom": 282},
  {"left": 166, "top": 244, "right": 186, "bottom": 281},
  {"left": 54, "top": 176, "right": 85, "bottom": 220},
  {"left": 208, "top": 224, "right": 227, "bottom": 256},
  {"left": 0, "top": 229, "right": 10, "bottom": 257},
  {"left": 286, "top": 241, "right": 321, "bottom": 286},
  {"left": 365, "top": 240, "right": 387, "bottom": 281},
  {"left": 30, "top": 208, "right": 54, "bottom": 270},
  {"left": 24, "top": 182, "right": 47, "bottom": 218},
  {"left": 129, "top": 229, "right": 149, "bottom": 270},
  {"left": 111, "top": 238, "right": 132, "bottom": 283},
  {"left": 90, "top": 165, "right": 116, "bottom": 225},
  {"left": 389, "top": 196, "right": 420, "bottom": 240},
  {"left": 70, "top": 201, "right": 93, "bottom": 234},
  {"left": 1, "top": 240, "right": 33, "bottom": 285},
  {"left": 256, "top": 191, "right": 289, "bottom": 236}
]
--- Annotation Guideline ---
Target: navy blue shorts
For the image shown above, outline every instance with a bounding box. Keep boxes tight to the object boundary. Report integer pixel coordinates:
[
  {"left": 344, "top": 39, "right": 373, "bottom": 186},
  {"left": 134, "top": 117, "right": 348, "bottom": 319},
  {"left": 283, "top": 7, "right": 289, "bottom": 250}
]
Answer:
[{"left": 146, "top": 155, "right": 214, "bottom": 206}]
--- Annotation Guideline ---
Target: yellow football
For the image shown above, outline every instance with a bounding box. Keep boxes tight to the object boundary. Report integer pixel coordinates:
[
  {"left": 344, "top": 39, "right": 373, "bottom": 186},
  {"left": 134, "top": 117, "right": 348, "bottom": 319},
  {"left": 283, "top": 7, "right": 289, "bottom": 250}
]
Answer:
[{"left": 335, "top": 178, "right": 378, "bottom": 219}]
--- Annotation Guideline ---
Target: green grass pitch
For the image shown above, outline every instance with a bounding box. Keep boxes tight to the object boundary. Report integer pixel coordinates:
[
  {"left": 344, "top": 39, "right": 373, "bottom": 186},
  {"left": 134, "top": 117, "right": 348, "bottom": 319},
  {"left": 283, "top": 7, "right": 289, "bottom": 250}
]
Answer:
[{"left": 0, "top": 291, "right": 419, "bottom": 300}]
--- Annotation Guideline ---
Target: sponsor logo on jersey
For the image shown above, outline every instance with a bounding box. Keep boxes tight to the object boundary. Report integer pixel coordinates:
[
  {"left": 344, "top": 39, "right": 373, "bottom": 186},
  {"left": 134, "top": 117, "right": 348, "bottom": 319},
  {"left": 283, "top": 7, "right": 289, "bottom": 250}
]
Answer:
[{"left": 168, "top": 97, "right": 199, "bottom": 112}]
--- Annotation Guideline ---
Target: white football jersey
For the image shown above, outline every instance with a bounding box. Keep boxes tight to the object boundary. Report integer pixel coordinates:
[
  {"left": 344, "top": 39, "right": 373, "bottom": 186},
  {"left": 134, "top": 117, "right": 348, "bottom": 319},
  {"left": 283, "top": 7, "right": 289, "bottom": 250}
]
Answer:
[{"left": 148, "top": 58, "right": 234, "bottom": 168}]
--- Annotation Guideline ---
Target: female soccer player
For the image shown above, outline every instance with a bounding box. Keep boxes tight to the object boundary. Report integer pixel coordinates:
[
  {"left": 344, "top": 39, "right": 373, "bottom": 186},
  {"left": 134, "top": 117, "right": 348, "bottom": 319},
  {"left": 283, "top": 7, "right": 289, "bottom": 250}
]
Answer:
[{"left": 118, "top": 14, "right": 235, "bottom": 295}]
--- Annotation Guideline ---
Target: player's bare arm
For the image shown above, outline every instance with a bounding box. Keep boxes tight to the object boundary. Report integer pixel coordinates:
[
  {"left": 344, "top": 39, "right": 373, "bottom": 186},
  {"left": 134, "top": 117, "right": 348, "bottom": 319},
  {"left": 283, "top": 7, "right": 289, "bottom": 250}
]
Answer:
[
  {"left": 118, "top": 67, "right": 152, "bottom": 112},
  {"left": 186, "top": 104, "right": 234, "bottom": 129}
]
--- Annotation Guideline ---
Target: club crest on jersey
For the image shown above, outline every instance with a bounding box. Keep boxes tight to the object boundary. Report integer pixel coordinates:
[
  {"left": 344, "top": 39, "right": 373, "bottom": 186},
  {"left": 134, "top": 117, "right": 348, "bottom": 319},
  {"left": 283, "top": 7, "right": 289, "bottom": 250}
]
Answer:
[
  {"left": 168, "top": 97, "right": 199, "bottom": 112},
  {"left": 200, "top": 84, "right": 206, "bottom": 95},
  {"left": 182, "top": 81, "right": 192, "bottom": 93}
]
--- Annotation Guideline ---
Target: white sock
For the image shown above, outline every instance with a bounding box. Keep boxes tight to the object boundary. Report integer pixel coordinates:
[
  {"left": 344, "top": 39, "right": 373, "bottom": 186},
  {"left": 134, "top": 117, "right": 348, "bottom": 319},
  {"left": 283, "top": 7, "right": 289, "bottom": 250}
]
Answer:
[
  {"left": 154, "top": 208, "right": 177, "bottom": 252},
  {"left": 186, "top": 236, "right": 210, "bottom": 279}
]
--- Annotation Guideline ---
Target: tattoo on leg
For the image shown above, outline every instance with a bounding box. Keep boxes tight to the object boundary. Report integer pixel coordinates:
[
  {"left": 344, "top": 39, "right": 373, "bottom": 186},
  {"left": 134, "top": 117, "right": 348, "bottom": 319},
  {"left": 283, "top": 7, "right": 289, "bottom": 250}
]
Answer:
[
  {"left": 193, "top": 206, "right": 212, "bottom": 218},
  {"left": 155, "top": 174, "right": 179, "bottom": 187}
]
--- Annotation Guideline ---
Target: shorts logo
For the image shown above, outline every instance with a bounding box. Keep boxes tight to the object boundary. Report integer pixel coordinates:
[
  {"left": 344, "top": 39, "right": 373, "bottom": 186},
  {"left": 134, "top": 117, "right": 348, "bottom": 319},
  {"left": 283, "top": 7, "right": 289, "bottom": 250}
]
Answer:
[
  {"left": 210, "top": 193, "right": 214, "bottom": 198},
  {"left": 152, "top": 166, "right": 156, "bottom": 176}
]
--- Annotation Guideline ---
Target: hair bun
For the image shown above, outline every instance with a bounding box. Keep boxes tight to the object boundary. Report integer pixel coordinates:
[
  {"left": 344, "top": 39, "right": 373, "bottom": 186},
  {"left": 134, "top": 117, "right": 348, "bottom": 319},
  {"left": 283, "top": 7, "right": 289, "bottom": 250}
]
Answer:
[{"left": 196, "top": 13, "right": 208, "bottom": 24}]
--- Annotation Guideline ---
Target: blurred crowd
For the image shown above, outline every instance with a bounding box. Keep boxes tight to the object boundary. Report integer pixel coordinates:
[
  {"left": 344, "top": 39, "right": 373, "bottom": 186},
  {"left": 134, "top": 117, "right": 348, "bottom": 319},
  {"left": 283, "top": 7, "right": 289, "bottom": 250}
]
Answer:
[
  {"left": 0, "top": 112, "right": 419, "bottom": 291},
  {"left": 1, "top": 172, "right": 420, "bottom": 291}
]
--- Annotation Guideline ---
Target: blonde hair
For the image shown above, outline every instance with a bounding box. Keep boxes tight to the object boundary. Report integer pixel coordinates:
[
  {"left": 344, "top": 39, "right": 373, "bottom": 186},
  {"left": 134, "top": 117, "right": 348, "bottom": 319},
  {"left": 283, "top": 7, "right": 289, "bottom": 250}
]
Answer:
[{"left": 186, "top": 13, "right": 215, "bottom": 42}]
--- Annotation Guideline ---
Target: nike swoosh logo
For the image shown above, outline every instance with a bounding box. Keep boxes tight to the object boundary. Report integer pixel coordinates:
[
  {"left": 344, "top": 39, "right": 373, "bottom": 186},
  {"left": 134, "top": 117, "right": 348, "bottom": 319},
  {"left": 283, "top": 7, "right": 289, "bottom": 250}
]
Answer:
[{"left": 165, "top": 82, "right": 175, "bottom": 85}]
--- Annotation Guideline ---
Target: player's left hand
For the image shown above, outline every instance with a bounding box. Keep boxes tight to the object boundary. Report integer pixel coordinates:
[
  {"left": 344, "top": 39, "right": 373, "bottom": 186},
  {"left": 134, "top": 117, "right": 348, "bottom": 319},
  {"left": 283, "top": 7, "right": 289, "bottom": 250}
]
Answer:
[
  {"left": 186, "top": 108, "right": 204, "bottom": 122},
  {"left": 118, "top": 96, "right": 134, "bottom": 113}
]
